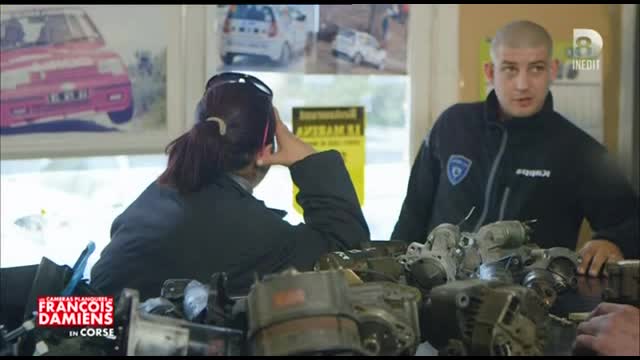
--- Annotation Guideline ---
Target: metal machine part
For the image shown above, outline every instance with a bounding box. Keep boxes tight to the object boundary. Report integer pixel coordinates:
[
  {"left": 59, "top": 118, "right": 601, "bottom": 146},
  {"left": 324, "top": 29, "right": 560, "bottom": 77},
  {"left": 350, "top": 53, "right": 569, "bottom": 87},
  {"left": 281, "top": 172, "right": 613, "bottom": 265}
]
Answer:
[
  {"left": 476, "top": 247, "right": 579, "bottom": 309},
  {"left": 246, "top": 268, "right": 422, "bottom": 356},
  {"left": 472, "top": 221, "right": 533, "bottom": 264},
  {"left": 398, "top": 221, "right": 539, "bottom": 293},
  {"left": 469, "top": 220, "right": 579, "bottom": 309},
  {"left": 356, "top": 240, "right": 409, "bottom": 257},
  {"left": 348, "top": 281, "right": 422, "bottom": 356},
  {"left": 477, "top": 259, "right": 517, "bottom": 283},
  {"left": 521, "top": 248, "right": 580, "bottom": 308},
  {"left": 425, "top": 279, "right": 548, "bottom": 356},
  {"left": 150, "top": 273, "right": 238, "bottom": 328},
  {"left": 314, "top": 245, "right": 406, "bottom": 283},
  {"left": 246, "top": 269, "right": 363, "bottom": 356},
  {"left": 521, "top": 269, "right": 558, "bottom": 309},
  {"left": 602, "top": 260, "right": 640, "bottom": 306},
  {"left": 398, "top": 224, "right": 472, "bottom": 291},
  {"left": 117, "top": 289, "right": 244, "bottom": 356}
]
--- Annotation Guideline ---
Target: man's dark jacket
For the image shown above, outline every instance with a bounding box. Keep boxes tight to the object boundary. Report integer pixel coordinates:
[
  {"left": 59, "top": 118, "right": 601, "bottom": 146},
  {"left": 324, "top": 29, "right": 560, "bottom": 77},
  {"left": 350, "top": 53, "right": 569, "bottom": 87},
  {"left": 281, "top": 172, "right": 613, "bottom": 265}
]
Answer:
[
  {"left": 90, "top": 151, "right": 370, "bottom": 300},
  {"left": 392, "top": 90, "right": 638, "bottom": 258}
]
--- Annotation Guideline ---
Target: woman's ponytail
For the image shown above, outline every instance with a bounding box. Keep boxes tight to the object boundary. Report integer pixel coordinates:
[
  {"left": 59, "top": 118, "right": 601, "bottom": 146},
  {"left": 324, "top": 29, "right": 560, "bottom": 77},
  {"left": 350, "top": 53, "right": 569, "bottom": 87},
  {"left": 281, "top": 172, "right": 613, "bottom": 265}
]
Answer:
[
  {"left": 157, "top": 80, "right": 274, "bottom": 195},
  {"left": 157, "top": 121, "right": 227, "bottom": 194}
]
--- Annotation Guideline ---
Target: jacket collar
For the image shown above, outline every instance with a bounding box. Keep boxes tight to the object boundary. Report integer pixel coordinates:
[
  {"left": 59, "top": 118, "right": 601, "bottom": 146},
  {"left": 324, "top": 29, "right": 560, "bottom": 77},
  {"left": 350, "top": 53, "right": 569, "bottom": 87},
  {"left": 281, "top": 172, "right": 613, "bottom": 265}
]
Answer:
[
  {"left": 216, "top": 174, "right": 288, "bottom": 219},
  {"left": 227, "top": 173, "right": 254, "bottom": 195},
  {"left": 484, "top": 89, "right": 554, "bottom": 131}
]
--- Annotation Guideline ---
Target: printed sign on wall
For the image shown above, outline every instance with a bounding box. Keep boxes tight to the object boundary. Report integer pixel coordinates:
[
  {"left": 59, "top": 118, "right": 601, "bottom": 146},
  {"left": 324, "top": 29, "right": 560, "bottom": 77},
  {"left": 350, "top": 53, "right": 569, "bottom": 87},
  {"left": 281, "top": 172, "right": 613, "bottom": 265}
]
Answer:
[{"left": 291, "top": 106, "right": 365, "bottom": 213}]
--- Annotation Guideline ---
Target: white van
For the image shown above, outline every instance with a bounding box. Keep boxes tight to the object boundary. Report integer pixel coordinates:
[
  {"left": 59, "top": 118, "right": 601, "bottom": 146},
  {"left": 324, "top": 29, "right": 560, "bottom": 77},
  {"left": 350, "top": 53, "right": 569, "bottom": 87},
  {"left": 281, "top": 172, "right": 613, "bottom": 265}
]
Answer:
[
  {"left": 219, "top": 5, "right": 308, "bottom": 66},
  {"left": 331, "top": 28, "right": 386, "bottom": 70}
]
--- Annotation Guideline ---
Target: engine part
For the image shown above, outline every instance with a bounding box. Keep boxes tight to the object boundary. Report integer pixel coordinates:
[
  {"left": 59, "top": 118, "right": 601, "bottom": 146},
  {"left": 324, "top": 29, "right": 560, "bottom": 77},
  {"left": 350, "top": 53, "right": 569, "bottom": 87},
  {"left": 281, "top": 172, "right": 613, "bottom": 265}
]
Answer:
[
  {"left": 138, "top": 297, "right": 182, "bottom": 319},
  {"left": 246, "top": 268, "right": 422, "bottom": 356},
  {"left": 401, "top": 221, "right": 534, "bottom": 293},
  {"left": 155, "top": 273, "right": 237, "bottom": 327},
  {"left": 356, "top": 240, "right": 409, "bottom": 257},
  {"left": 473, "top": 221, "right": 533, "bottom": 264},
  {"left": 521, "top": 269, "right": 558, "bottom": 308},
  {"left": 476, "top": 254, "right": 525, "bottom": 283},
  {"left": 469, "top": 220, "right": 579, "bottom": 309},
  {"left": 521, "top": 248, "right": 579, "bottom": 308},
  {"left": 476, "top": 247, "right": 579, "bottom": 309},
  {"left": 246, "top": 268, "right": 363, "bottom": 356},
  {"left": 314, "top": 245, "right": 405, "bottom": 283},
  {"left": 602, "top": 260, "right": 640, "bottom": 306},
  {"left": 398, "top": 224, "right": 473, "bottom": 292},
  {"left": 348, "top": 281, "right": 422, "bottom": 356},
  {"left": 425, "top": 279, "right": 548, "bottom": 356},
  {"left": 116, "top": 289, "right": 244, "bottom": 356}
]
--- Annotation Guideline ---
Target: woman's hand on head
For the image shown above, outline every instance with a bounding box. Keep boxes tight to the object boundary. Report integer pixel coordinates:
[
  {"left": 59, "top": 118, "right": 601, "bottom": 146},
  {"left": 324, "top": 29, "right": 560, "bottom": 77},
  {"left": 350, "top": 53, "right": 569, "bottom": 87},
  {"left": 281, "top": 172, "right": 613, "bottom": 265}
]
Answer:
[{"left": 257, "top": 107, "right": 316, "bottom": 167}]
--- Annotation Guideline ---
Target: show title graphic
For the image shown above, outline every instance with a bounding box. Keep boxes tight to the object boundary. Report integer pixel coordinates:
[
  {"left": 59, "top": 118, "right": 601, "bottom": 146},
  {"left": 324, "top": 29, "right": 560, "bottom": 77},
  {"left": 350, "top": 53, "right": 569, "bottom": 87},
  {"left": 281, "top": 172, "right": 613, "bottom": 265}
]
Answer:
[{"left": 37, "top": 296, "right": 115, "bottom": 337}]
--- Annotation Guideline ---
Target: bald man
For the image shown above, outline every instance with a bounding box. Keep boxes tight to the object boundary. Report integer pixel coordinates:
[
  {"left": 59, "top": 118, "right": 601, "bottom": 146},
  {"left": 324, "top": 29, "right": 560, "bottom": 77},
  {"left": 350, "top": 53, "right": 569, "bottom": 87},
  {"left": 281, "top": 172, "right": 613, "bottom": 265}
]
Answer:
[{"left": 392, "top": 20, "right": 638, "bottom": 276}]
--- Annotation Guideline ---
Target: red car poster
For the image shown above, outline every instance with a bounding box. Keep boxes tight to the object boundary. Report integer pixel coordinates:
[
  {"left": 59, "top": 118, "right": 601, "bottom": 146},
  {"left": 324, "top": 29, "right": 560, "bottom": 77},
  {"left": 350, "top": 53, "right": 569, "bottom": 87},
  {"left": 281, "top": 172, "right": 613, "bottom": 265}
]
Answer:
[{"left": 1, "top": 5, "right": 169, "bottom": 136}]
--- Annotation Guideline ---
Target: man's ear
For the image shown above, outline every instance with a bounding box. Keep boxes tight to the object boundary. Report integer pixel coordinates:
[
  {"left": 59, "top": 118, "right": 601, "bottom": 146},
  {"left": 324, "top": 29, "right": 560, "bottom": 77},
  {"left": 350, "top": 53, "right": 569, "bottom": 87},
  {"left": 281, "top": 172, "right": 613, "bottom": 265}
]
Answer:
[
  {"left": 483, "top": 62, "right": 495, "bottom": 86},
  {"left": 550, "top": 58, "right": 560, "bottom": 81}
]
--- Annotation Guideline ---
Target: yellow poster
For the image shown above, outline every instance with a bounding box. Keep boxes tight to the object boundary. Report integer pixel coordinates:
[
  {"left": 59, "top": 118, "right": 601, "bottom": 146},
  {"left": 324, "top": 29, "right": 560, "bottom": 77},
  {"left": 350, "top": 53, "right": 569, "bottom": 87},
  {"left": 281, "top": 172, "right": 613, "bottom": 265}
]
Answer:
[{"left": 292, "top": 107, "right": 366, "bottom": 214}]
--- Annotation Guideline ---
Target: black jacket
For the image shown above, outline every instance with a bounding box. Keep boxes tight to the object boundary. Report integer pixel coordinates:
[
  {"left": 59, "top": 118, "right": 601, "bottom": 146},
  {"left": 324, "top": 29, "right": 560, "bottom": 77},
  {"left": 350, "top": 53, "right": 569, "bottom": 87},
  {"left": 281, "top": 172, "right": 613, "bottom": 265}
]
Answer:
[
  {"left": 392, "top": 90, "right": 639, "bottom": 258},
  {"left": 90, "top": 151, "right": 370, "bottom": 299}
]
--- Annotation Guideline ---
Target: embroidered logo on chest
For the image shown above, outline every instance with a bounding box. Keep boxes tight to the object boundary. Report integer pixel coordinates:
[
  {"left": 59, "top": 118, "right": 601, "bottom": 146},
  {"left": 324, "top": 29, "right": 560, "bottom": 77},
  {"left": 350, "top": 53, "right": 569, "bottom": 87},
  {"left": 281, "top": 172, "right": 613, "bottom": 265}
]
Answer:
[
  {"left": 447, "top": 155, "right": 472, "bottom": 186},
  {"left": 515, "top": 168, "right": 552, "bottom": 178}
]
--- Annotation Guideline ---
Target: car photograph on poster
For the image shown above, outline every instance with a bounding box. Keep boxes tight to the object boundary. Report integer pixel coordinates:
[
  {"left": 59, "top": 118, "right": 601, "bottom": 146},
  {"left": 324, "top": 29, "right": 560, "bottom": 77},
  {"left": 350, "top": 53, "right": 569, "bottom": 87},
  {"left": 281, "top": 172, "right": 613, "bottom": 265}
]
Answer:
[
  {"left": 331, "top": 28, "right": 387, "bottom": 70},
  {"left": 219, "top": 4, "right": 310, "bottom": 66},
  {"left": 0, "top": 7, "right": 134, "bottom": 130}
]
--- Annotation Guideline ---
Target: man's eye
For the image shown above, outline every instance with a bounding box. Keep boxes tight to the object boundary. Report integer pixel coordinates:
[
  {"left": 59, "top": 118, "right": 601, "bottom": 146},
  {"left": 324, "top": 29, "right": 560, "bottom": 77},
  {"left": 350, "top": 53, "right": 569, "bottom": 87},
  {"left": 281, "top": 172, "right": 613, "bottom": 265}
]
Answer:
[
  {"left": 503, "top": 67, "right": 516, "bottom": 73},
  {"left": 532, "top": 66, "right": 545, "bottom": 72}
]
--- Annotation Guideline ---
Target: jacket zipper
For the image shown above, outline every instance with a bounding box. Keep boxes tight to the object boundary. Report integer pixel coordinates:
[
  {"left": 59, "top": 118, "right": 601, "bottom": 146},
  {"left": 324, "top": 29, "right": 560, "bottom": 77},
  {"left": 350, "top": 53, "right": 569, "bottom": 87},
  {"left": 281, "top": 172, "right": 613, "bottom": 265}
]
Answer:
[
  {"left": 474, "top": 124, "right": 508, "bottom": 231},
  {"left": 498, "top": 187, "right": 511, "bottom": 221}
]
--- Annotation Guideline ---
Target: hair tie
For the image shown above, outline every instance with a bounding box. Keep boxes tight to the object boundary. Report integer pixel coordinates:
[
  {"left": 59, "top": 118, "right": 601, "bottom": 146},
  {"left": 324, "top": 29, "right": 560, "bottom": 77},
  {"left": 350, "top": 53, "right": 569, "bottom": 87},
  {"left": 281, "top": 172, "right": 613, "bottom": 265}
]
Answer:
[{"left": 206, "top": 116, "right": 227, "bottom": 135}]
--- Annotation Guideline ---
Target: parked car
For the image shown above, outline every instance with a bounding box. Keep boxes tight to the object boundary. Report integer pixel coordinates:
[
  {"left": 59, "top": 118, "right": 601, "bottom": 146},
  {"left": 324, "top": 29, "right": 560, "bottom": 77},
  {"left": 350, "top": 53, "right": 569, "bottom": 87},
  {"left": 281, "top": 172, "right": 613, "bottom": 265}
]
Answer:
[
  {"left": 0, "top": 7, "right": 134, "bottom": 128},
  {"left": 331, "top": 28, "right": 386, "bottom": 70},
  {"left": 219, "top": 5, "right": 309, "bottom": 66}
]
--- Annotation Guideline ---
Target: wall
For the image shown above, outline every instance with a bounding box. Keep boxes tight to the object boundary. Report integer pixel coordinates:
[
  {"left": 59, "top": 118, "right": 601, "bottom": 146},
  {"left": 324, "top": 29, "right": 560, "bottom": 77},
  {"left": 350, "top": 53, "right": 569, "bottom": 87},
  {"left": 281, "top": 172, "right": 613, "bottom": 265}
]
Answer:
[
  {"left": 408, "top": 5, "right": 459, "bottom": 162},
  {"left": 618, "top": 5, "right": 639, "bottom": 193},
  {"left": 458, "top": 4, "right": 622, "bottom": 250}
]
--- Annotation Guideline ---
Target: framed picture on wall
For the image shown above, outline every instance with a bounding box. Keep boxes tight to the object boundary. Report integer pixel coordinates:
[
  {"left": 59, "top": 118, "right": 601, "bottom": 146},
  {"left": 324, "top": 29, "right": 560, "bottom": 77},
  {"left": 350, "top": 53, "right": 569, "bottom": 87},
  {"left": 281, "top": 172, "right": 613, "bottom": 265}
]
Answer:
[
  {"left": 209, "top": 4, "right": 319, "bottom": 74},
  {"left": 207, "top": 5, "right": 408, "bottom": 76},
  {"left": 310, "top": 4, "right": 409, "bottom": 75},
  {"left": 0, "top": 5, "right": 185, "bottom": 159}
]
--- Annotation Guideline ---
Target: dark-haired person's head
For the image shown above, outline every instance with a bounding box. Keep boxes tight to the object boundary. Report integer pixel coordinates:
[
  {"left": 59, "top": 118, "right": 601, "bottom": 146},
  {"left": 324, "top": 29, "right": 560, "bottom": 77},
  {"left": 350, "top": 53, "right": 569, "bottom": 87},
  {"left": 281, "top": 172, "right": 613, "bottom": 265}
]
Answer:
[{"left": 157, "top": 74, "right": 275, "bottom": 194}]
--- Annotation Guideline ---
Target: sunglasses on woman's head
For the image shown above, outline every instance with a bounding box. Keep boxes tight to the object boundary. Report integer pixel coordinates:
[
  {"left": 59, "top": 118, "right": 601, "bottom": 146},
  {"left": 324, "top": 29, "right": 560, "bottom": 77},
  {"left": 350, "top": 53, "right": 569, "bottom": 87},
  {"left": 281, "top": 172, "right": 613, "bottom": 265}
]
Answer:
[
  {"left": 204, "top": 72, "right": 274, "bottom": 151},
  {"left": 205, "top": 72, "right": 273, "bottom": 100}
]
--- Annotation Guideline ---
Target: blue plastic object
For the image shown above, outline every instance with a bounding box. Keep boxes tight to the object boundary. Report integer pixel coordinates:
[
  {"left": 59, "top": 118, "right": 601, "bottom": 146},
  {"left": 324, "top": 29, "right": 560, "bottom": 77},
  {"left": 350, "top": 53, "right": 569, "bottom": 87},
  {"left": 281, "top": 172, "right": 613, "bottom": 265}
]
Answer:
[{"left": 61, "top": 241, "right": 96, "bottom": 296}]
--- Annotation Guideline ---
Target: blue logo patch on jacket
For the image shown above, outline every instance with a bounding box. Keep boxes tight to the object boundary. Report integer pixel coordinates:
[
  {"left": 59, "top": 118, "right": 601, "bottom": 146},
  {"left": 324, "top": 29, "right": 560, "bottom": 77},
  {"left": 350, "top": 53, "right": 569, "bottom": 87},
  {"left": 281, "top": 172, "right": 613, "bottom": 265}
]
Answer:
[{"left": 447, "top": 155, "right": 472, "bottom": 186}]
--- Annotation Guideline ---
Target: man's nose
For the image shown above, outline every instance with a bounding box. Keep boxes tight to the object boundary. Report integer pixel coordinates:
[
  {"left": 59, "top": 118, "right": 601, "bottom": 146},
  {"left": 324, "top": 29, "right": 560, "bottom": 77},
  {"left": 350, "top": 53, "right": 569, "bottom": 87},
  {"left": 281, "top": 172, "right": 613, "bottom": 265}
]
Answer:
[{"left": 515, "top": 71, "right": 529, "bottom": 90}]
